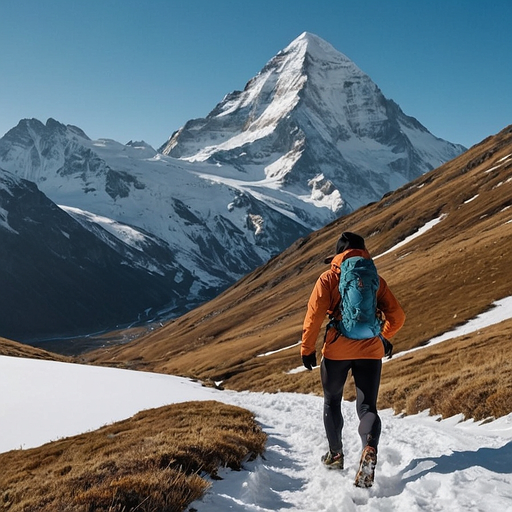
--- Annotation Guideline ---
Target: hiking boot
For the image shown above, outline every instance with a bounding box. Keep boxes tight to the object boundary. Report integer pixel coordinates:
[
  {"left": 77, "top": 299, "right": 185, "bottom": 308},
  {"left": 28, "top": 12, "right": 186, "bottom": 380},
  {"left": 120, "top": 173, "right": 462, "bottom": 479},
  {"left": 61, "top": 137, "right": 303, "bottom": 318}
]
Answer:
[
  {"left": 354, "top": 446, "right": 377, "bottom": 488},
  {"left": 321, "top": 450, "right": 344, "bottom": 469}
]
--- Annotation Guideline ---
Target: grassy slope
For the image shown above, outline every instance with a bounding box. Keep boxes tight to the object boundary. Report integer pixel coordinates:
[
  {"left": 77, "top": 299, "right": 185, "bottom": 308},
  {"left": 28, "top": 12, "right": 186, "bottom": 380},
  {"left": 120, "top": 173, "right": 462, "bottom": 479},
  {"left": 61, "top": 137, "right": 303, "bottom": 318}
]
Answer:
[
  {"left": 0, "top": 401, "right": 266, "bottom": 512},
  {"left": 0, "top": 337, "right": 70, "bottom": 362}
]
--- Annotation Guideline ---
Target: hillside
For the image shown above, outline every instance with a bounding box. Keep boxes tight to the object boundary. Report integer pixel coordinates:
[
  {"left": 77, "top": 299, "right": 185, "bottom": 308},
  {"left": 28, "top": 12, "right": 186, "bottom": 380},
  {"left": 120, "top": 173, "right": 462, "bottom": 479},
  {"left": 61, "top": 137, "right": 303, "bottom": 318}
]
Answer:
[
  {"left": 87, "top": 125, "right": 512, "bottom": 420},
  {"left": 0, "top": 396, "right": 265, "bottom": 512},
  {"left": 0, "top": 337, "right": 70, "bottom": 362}
]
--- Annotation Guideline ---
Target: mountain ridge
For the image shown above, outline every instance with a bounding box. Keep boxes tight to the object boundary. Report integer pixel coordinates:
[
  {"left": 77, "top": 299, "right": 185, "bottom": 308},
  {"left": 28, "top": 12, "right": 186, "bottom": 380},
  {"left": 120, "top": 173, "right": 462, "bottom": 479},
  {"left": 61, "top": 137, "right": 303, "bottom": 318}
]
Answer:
[
  {"left": 0, "top": 167, "right": 191, "bottom": 341},
  {"left": 161, "top": 32, "right": 465, "bottom": 214}
]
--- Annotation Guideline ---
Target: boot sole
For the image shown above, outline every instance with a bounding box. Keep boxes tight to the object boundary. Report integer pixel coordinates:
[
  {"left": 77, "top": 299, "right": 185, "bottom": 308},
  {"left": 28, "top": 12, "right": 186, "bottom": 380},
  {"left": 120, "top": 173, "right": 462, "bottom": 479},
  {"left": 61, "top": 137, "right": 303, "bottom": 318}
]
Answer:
[{"left": 354, "top": 449, "right": 377, "bottom": 488}]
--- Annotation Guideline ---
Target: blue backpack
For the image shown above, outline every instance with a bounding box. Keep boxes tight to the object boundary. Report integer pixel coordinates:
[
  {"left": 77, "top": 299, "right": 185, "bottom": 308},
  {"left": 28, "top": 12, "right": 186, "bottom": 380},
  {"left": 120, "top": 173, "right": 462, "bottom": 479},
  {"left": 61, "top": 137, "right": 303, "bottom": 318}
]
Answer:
[{"left": 338, "top": 256, "right": 382, "bottom": 339}]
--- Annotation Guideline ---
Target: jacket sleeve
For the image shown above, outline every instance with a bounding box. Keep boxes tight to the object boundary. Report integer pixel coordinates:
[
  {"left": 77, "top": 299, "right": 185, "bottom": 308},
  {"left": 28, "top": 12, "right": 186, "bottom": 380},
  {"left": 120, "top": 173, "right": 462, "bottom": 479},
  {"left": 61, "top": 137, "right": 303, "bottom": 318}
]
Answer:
[
  {"left": 377, "top": 276, "right": 406, "bottom": 339},
  {"left": 301, "top": 273, "right": 333, "bottom": 356}
]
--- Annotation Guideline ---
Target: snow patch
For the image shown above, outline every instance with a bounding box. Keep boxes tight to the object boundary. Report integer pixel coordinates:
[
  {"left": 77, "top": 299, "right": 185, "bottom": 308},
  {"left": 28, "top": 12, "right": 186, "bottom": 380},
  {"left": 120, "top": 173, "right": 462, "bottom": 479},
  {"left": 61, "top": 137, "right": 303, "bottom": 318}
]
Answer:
[
  {"left": 60, "top": 205, "right": 151, "bottom": 249},
  {"left": 0, "top": 206, "right": 18, "bottom": 234},
  {"left": 375, "top": 215, "right": 447, "bottom": 259},
  {"left": 257, "top": 340, "right": 301, "bottom": 357},
  {"left": 390, "top": 296, "right": 512, "bottom": 361}
]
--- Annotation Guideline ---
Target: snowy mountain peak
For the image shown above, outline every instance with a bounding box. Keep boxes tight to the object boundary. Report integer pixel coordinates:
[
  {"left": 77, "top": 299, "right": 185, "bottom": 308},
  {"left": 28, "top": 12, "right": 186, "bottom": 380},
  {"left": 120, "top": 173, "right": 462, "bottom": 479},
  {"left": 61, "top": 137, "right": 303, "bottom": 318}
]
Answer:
[
  {"left": 160, "top": 33, "right": 465, "bottom": 217},
  {"left": 285, "top": 31, "right": 355, "bottom": 66},
  {"left": 160, "top": 33, "right": 360, "bottom": 163}
]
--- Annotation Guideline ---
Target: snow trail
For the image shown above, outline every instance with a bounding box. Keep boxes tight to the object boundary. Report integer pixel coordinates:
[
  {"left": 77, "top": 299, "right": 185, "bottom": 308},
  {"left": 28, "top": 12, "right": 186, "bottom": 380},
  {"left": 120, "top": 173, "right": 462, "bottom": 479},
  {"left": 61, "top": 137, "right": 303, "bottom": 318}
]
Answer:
[
  {"left": 195, "top": 391, "right": 512, "bottom": 511},
  {"left": 1, "top": 357, "right": 511, "bottom": 511}
]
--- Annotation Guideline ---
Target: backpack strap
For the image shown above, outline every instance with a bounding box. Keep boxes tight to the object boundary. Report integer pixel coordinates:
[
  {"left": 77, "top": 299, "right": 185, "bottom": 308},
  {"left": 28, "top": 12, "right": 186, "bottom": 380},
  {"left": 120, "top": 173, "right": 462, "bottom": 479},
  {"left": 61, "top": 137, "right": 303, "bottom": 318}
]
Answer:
[
  {"left": 323, "top": 297, "right": 341, "bottom": 346},
  {"left": 323, "top": 315, "right": 340, "bottom": 346}
]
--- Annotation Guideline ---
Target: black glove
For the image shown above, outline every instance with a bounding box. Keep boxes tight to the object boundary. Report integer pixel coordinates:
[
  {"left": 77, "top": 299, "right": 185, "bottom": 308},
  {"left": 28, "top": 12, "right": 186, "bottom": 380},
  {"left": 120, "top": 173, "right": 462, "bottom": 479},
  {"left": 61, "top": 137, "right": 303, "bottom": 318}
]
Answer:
[
  {"left": 302, "top": 353, "right": 317, "bottom": 371},
  {"left": 379, "top": 335, "right": 393, "bottom": 359}
]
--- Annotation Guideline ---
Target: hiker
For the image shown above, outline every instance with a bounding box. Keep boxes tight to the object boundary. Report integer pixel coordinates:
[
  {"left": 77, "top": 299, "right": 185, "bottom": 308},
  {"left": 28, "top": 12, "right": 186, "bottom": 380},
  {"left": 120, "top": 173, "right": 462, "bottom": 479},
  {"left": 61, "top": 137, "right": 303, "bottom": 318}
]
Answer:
[{"left": 300, "top": 232, "right": 405, "bottom": 487}]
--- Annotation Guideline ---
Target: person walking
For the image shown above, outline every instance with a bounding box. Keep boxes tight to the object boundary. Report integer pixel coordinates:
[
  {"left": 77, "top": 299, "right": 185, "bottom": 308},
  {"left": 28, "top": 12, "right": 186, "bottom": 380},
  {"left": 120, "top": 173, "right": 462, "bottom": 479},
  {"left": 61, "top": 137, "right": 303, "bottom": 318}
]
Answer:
[{"left": 300, "top": 232, "right": 405, "bottom": 487}]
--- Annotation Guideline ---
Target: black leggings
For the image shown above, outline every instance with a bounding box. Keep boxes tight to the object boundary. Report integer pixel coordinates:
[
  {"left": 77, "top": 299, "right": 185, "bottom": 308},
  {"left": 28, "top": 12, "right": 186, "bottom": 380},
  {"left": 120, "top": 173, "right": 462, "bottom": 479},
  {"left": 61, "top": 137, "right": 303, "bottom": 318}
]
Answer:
[{"left": 320, "top": 358, "right": 382, "bottom": 453}]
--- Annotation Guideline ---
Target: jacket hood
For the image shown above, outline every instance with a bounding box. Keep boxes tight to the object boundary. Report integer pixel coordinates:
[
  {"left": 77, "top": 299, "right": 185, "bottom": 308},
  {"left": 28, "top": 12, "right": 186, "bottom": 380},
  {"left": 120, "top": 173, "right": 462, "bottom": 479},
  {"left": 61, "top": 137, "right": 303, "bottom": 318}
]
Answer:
[{"left": 329, "top": 248, "right": 372, "bottom": 274}]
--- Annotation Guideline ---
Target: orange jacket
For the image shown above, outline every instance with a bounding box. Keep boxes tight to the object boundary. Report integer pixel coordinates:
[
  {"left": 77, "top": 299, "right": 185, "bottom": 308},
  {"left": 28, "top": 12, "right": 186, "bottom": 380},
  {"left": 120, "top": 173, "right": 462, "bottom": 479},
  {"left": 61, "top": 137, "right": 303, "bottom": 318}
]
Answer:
[{"left": 301, "top": 249, "right": 405, "bottom": 360}]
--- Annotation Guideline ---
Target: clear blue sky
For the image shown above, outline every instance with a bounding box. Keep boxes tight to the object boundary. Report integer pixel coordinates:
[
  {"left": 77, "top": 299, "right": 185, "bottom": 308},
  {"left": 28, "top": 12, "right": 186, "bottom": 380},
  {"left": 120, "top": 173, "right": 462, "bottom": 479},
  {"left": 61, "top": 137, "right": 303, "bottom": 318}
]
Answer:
[{"left": 1, "top": 1, "right": 511, "bottom": 150}]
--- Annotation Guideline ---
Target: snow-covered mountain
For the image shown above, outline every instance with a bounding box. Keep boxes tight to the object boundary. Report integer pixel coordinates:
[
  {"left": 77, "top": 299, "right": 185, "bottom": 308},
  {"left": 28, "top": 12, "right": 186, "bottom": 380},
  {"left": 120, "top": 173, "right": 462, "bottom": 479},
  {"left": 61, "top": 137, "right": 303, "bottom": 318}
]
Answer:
[
  {"left": 0, "top": 119, "right": 311, "bottom": 341},
  {"left": 0, "top": 117, "right": 309, "bottom": 274},
  {"left": 0, "top": 167, "right": 193, "bottom": 341},
  {"left": 0, "top": 32, "right": 466, "bottom": 343},
  {"left": 160, "top": 32, "right": 465, "bottom": 213}
]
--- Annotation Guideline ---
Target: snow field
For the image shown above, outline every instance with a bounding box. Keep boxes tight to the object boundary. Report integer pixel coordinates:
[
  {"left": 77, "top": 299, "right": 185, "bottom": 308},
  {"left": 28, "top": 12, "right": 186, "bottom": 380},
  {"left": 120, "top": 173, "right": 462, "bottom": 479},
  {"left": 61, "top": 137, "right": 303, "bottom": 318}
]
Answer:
[{"left": 1, "top": 352, "right": 511, "bottom": 511}]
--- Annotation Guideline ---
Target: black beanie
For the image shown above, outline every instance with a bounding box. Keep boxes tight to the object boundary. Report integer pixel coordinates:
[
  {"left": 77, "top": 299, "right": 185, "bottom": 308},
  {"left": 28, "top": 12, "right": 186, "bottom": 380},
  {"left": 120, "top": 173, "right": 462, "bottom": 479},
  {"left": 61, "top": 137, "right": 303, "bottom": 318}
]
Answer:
[{"left": 336, "top": 232, "right": 365, "bottom": 253}]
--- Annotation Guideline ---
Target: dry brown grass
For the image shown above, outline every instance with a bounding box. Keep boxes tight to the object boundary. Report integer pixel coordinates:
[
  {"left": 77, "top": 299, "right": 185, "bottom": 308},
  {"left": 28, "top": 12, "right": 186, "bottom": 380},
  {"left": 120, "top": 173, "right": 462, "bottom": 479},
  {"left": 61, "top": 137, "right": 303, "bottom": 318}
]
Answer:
[
  {"left": 84, "top": 124, "right": 512, "bottom": 423},
  {"left": 0, "top": 401, "right": 266, "bottom": 512},
  {"left": 0, "top": 337, "right": 70, "bottom": 362},
  {"left": 378, "top": 318, "right": 512, "bottom": 420}
]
